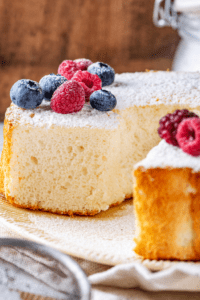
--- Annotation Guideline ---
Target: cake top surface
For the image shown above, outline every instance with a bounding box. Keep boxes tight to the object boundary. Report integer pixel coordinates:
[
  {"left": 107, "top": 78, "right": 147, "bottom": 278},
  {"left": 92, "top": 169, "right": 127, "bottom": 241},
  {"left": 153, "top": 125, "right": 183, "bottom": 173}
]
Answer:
[
  {"left": 6, "top": 101, "right": 120, "bottom": 130},
  {"left": 106, "top": 71, "right": 200, "bottom": 110},
  {"left": 7, "top": 71, "right": 200, "bottom": 128},
  {"left": 135, "top": 139, "right": 200, "bottom": 172}
]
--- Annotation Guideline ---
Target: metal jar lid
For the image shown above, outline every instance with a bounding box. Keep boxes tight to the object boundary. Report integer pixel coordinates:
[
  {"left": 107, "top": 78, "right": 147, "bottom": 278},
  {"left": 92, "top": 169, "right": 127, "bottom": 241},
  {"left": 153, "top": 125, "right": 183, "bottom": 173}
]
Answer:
[{"left": 153, "top": 0, "right": 200, "bottom": 41}]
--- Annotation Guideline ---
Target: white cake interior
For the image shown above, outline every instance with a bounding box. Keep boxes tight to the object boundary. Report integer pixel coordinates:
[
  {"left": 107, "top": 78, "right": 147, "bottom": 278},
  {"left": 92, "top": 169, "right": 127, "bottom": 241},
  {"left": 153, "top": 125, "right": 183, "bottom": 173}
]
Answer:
[{"left": 3, "top": 71, "right": 200, "bottom": 214}]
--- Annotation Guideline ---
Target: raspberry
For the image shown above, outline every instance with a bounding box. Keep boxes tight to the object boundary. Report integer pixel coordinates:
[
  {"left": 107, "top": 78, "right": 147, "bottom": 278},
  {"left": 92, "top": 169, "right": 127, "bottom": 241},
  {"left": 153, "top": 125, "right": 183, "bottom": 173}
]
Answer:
[
  {"left": 158, "top": 109, "right": 199, "bottom": 146},
  {"left": 74, "top": 58, "right": 93, "bottom": 71},
  {"left": 50, "top": 80, "right": 85, "bottom": 114},
  {"left": 72, "top": 70, "right": 102, "bottom": 100},
  {"left": 58, "top": 60, "right": 79, "bottom": 80},
  {"left": 176, "top": 118, "right": 200, "bottom": 156}
]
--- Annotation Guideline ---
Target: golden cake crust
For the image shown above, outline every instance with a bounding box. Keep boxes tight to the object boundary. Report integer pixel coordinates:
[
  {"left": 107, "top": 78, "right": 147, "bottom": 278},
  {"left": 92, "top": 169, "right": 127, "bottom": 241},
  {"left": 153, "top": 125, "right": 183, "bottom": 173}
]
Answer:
[
  {"left": 133, "top": 167, "right": 200, "bottom": 261},
  {"left": 0, "top": 193, "right": 126, "bottom": 216},
  {"left": 0, "top": 119, "right": 14, "bottom": 196}
]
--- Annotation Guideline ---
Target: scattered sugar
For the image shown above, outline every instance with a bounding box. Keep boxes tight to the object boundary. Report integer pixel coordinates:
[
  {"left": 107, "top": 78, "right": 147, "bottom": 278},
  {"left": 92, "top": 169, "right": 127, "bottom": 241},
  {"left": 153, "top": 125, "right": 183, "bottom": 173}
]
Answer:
[
  {"left": 6, "top": 102, "right": 120, "bottom": 130},
  {"left": 106, "top": 71, "right": 200, "bottom": 110},
  {"left": 135, "top": 139, "right": 200, "bottom": 172}
]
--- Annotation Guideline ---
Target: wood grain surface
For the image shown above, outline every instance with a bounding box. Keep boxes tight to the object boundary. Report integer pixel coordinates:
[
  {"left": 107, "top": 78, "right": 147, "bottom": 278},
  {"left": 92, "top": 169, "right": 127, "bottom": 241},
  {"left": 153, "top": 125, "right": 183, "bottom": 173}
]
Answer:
[{"left": 0, "top": 0, "right": 180, "bottom": 117}]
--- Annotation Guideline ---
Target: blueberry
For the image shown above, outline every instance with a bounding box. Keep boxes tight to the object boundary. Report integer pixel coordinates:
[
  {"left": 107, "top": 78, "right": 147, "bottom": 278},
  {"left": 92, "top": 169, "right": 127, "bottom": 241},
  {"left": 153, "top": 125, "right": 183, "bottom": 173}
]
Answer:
[
  {"left": 90, "top": 90, "right": 117, "bottom": 111},
  {"left": 39, "top": 74, "right": 67, "bottom": 101},
  {"left": 50, "top": 73, "right": 62, "bottom": 77},
  {"left": 88, "top": 62, "right": 115, "bottom": 87},
  {"left": 10, "top": 79, "right": 44, "bottom": 109}
]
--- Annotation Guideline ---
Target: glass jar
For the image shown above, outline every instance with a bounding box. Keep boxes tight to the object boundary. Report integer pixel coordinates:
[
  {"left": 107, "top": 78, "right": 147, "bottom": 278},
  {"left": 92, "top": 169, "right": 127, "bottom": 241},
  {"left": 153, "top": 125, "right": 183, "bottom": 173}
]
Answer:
[{"left": 154, "top": 0, "right": 200, "bottom": 71}]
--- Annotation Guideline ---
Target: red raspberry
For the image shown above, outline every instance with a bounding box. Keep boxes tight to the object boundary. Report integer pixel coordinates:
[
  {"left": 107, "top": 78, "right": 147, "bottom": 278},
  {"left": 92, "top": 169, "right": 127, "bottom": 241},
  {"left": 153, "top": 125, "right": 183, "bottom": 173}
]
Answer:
[
  {"left": 176, "top": 117, "right": 200, "bottom": 156},
  {"left": 58, "top": 60, "right": 79, "bottom": 80},
  {"left": 158, "top": 109, "right": 199, "bottom": 146},
  {"left": 74, "top": 58, "right": 93, "bottom": 71},
  {"left": 50, "top": 80, "right": 85, "bottom": 114},
  {"left": 72, "top": 70, "right": 102, "bottom": 100}
]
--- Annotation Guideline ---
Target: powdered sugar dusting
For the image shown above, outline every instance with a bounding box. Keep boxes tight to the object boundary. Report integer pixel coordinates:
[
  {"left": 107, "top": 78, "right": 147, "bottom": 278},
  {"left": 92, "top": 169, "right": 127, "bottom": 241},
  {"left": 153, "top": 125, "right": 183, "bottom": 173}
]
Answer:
[
  {"left": 135, "top": 139, "right": 200, "bottom": 172},
  {"left": 106, "top": 71, "right": 200, "bottom": 110},
  {"left": 6, "top": 102, "right": 120, "bottom": 130},
  {"left": 6, "top": 71, "right": 200, "bottom": 129}
]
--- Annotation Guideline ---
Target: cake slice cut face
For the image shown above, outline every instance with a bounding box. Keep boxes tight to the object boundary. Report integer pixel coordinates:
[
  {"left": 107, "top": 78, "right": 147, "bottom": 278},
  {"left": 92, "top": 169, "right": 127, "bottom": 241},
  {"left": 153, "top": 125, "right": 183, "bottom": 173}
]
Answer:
[
  {"left": 133, "top": 140, "right": 200, "bottom": 261},
  {"left": 0, "top": 103, "right": 126, "bottom": 215},
  {"left": 106, "top": 71, "right": 200, "bottom": 196}
]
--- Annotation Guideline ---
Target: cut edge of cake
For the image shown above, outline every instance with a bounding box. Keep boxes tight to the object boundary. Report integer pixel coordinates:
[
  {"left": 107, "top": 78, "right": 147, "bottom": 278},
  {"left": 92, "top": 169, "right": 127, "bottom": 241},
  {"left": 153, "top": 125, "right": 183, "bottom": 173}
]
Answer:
[
  {"left": 133, "top": 140, "right": 200, "bottom": 261},
  {"left": 0, "top": 107, "right": 130, "bottom": 216}
]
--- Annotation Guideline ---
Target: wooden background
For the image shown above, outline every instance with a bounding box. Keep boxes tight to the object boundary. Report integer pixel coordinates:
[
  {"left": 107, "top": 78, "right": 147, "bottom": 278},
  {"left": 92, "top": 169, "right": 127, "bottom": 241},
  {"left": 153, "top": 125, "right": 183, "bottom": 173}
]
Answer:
[{"left": 0, "top": 0, "right": 180, "bottom": 120}]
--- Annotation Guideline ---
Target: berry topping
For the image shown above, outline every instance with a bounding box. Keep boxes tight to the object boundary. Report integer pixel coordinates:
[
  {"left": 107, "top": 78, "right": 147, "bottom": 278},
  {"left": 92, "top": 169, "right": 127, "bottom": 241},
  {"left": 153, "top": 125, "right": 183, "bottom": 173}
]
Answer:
[
  {"left": 90, "top": 90, "right": 117, "bottom": 111},
  {"left": 176, "top": 117, "right": 200, "bottom": 156},
  {"left": 39, "top": 74, "right": 67, "bottom": 101},
  {"left": 72, "top": 70, "right": 102, "bottom": 100},
  {"left": 74, "top": 58, "right": 93, "bottom": 70},
  {"left": 58, "top": 60, "right": 79, "bottom": 80},
  {"left": 158, "top": 109, "right": 199, "bottom": 146},
  {"left": 10, "top": 79, "right": 43, "bottom": 109},
  {"left": 50, "top": 80, "right": 85, "bottom": 114},
  {"left": 88, "top": 62, "right": 115, "bottom": 87}
]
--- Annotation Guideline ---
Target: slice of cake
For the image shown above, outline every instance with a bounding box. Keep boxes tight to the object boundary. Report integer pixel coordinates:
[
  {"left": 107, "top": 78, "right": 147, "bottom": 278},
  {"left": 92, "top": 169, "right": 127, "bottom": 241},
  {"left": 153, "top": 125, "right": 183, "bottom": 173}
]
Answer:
[
  {"left": 0, "top": 102, "right": 127, "bottom": 215},
  {"left": 133, "top": 111, "right": 200, "bottom": 260},
  {"left": 2, "top": 69, "right": 200, "bottom": 215},
  {"left": 107, "top": 71, "right": 200, "bottom": 196}
]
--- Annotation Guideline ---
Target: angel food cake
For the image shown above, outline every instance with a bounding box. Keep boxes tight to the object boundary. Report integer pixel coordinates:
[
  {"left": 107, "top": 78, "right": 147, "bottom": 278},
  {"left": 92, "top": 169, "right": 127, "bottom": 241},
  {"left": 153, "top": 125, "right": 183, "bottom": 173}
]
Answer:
[
  {"left": 133, "top": 111, "right": 200, "bottom": 260},
  {"left": 2, "top": 63, "right": 200, "bottom": 215},
  {"left": 0, "top": 103, "right": 124, "bottom": 215}
]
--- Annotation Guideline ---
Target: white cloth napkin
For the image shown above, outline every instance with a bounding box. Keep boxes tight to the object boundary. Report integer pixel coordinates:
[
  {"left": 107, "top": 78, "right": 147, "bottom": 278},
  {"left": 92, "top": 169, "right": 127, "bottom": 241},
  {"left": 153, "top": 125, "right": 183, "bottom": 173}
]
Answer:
[{"left": 89, "top": 262, "right": 200, "bottom": 291}]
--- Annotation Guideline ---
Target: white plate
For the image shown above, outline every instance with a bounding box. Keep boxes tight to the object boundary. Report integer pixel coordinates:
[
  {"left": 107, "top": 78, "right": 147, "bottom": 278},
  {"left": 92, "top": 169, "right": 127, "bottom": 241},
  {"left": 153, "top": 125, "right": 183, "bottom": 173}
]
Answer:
[
  {"left": 0, "top": 196, "right": 138, "bottom": 264},
  {"left": 0, "top": 195, "right": 199, "bottom": 271}
]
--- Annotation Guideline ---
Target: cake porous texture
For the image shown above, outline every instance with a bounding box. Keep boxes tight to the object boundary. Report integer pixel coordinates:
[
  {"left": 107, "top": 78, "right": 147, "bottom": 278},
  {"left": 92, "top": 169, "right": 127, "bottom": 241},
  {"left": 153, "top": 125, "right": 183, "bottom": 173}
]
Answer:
[{"left": 2, "top": 71, "right": 200, "bottom": 215}]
